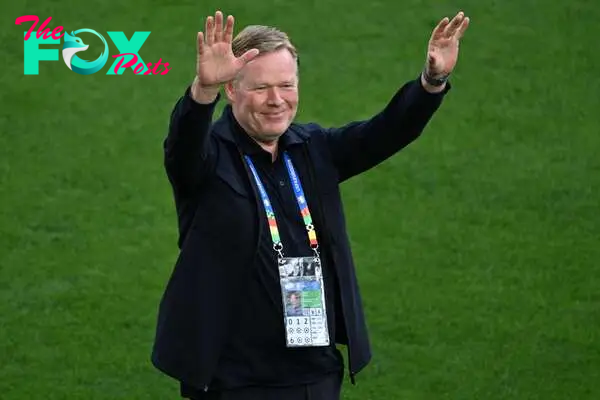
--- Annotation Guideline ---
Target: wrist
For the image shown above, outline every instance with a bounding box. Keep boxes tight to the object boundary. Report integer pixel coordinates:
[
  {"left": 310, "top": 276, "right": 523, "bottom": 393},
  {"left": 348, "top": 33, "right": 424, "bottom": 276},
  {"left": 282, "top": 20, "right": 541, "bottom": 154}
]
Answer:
[
  {"left": 422, "top": 67, "right": 449, "bottom": 85},
  {"left": 420, "top": 69, "right": 448, "bottom": 93},
  {"left": 191, "top": 76, "right": 221, "bottom": 104}
]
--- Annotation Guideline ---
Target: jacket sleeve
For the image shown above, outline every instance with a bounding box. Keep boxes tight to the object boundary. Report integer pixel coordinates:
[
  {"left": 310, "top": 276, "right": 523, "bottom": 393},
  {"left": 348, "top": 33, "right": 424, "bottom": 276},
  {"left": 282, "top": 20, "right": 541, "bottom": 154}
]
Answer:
[
  {"left": 323, "top": 76, "right": 451, "bottom": 183},
  {"left": 163, "top": 86, "right": 220, "bottom": 194}
]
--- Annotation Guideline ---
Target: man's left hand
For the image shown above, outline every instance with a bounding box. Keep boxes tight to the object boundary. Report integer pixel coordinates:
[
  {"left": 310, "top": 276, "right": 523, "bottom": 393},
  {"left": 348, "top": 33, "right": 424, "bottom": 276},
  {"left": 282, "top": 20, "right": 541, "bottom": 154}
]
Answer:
[{"left": 422, "top": 11, "right": 470, "bottom": 91}]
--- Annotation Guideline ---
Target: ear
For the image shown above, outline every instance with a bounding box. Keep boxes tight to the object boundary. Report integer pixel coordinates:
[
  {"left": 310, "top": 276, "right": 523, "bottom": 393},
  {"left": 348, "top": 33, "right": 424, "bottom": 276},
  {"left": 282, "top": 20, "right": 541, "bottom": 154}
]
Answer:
[{"left": 223, "top": 81, "right": 235, "bottom": 103}]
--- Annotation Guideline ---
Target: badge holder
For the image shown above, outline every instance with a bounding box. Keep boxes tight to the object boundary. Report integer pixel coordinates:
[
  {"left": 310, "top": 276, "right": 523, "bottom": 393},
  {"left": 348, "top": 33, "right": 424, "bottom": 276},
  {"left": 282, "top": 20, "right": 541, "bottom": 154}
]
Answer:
[{"left": 277, "top": 246, "right": 330, "bottom": 347}]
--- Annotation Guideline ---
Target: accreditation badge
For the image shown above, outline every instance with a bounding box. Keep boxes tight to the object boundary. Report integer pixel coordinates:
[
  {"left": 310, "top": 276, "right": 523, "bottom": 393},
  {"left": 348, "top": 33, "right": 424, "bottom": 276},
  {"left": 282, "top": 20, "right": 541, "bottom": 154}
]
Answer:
[{"left": 279, "top": 256, "right": 330, "bottom": 347}]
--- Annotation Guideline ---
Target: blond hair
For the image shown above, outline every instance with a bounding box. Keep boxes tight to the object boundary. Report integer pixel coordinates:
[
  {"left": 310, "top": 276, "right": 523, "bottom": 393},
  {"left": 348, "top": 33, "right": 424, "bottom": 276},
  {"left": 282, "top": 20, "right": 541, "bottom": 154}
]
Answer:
[{"left": 232, "top": 25, "right": 298, "bottom": 64}]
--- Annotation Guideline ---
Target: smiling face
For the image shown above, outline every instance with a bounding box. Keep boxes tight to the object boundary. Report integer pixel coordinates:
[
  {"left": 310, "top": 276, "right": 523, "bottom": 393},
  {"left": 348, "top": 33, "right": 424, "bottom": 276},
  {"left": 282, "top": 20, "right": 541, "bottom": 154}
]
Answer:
[{"left": 225, "top": 48, "right": 299, "bottom": 143}]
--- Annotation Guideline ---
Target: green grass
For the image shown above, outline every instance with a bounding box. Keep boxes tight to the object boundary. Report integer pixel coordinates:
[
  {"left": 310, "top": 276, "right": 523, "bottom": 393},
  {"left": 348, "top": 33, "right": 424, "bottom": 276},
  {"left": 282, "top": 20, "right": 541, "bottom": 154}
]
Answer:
[{"left": 1, "top": 0, "right": 599, "bottom": 398}]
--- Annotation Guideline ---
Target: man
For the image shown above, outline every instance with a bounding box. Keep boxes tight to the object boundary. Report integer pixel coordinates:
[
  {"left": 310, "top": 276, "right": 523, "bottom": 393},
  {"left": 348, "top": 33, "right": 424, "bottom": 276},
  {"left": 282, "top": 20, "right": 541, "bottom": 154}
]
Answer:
[
  {"left": 152, "top": 9, "right": 469, "bottom": 400},
  {"left": 287, "top": 292, "right": 303, "bottom": 316}
]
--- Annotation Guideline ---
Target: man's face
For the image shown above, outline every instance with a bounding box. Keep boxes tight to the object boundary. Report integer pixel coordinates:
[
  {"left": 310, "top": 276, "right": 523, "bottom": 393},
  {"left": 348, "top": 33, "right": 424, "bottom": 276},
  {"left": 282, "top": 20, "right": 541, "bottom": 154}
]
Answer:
[
  {"left": 290, "top": 293, "right": 300, "bottom": 307},
  {"left": 225, "top": 48, "right": 298, "bottom": 143}
]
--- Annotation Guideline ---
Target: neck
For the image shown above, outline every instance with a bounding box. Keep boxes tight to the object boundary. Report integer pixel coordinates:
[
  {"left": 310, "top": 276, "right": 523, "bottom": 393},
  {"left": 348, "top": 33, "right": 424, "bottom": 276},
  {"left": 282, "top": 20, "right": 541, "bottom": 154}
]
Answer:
[
  {"left": 254, "top": 137, "right": 279, "bottom": 162},
  {"left": 230, "top": 107, "right": 280, "bottom": 162}
]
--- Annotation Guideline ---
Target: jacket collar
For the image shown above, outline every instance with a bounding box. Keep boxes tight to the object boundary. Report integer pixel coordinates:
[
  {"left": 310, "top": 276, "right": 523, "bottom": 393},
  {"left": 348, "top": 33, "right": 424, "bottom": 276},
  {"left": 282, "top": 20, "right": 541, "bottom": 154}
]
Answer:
[{"left": 212, "top": 103, "right": 310, "bottom": 153}]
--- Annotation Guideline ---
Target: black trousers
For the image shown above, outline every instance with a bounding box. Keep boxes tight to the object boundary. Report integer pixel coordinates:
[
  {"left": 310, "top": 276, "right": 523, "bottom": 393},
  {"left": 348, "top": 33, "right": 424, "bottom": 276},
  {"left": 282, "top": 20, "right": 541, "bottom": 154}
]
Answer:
[{"left": 187, "top": 371, "right": 343, "bottom": 400}]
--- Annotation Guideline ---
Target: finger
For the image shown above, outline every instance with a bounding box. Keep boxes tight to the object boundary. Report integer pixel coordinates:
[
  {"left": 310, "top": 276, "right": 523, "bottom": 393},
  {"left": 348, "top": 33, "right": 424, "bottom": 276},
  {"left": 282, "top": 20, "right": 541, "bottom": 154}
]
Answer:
[
  {"left": 214, "top": 11, "right": 223, "bottom": 42},
  {"left": 197, "top": 32, "right": 205, "bottom": 56},
  {"left": 237, "top": 48, "right": 260, "bottom": 65},
  {"left": 427, "top": 53, "right": 435, "bottom": 68},
  {"left": 455, "top": 17, "right": 470, "bottom": 40},
  {"left": 443, "top": 13, "right": 462, "bottom": 37},
  {"left": 224, "top": 15, "right": 234, "bottom": 43},
  {"left": 431, "top": 17, "right": 450, "bottom": 41},
  {"left": 426, "top": 51, "right": 445, "bottom": 76},
  {"left": 443, "top": 11, "right": 464, "bottom": 37},
  {"left": 205, "top": 15, "right": 214, "bottom": 45},
  {"left": 427, "top": 50, "right": 437, "bottom": 69}
]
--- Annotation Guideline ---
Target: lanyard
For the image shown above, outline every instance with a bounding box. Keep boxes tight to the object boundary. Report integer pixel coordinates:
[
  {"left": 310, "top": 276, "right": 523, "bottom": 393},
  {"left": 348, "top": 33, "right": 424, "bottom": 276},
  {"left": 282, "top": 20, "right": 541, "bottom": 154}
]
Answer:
[{"left": 244, "top": 152, "right": 319, "bottom": 259}]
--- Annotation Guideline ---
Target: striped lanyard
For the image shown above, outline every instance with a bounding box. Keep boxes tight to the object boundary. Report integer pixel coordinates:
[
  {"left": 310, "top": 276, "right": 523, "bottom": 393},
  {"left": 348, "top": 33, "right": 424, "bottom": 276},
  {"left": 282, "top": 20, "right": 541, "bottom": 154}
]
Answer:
[{"left": 244, "top": 152, "right": 319, "bottom": 259}]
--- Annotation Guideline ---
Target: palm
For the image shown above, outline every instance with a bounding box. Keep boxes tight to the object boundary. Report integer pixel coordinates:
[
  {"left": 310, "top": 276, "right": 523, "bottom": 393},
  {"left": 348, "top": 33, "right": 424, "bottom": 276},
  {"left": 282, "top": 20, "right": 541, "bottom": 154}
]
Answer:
[
  {"left": 197, "top": 43, "right": 241, "bottom": 85},
  {"left": 426, "top": 12, "right": 470, "bottom": 77},
  {"left": 196, "top": 11, "right": 259, "bottom": 87}
]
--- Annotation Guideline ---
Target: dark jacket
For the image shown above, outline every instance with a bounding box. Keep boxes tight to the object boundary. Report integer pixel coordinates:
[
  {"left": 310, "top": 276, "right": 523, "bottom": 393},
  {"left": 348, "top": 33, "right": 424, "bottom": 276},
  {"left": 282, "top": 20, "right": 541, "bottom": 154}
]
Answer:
[{"left": 151, "top": 76, "right": 450, "bottom": 391}]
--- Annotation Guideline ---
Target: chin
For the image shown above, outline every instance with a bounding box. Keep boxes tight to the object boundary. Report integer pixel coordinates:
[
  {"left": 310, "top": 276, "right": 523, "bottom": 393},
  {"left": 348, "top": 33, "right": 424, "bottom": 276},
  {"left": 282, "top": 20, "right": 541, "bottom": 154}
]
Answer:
[
  {"left": 262, "top": 122, "right": 291, "bottom": 136},
  {"left": 258, "top": 130, "right": 285, "bottom": 142}
]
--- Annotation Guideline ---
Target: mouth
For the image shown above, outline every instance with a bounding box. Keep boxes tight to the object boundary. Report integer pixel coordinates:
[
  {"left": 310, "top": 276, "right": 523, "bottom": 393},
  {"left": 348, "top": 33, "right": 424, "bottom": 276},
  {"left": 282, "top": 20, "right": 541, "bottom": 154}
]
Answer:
[{"left": 262, "top": 110, "right": 285, "bottom": 119}]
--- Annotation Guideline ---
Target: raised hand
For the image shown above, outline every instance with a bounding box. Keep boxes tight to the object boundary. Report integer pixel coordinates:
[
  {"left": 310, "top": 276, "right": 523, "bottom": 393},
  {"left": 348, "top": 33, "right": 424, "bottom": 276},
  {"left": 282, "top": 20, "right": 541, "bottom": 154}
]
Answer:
[
  {"left": 426, "top": 11, "right": 470, "bottom": 78},
  {"left": 192, "top": 11, "right": 259, "bottom": 103}
]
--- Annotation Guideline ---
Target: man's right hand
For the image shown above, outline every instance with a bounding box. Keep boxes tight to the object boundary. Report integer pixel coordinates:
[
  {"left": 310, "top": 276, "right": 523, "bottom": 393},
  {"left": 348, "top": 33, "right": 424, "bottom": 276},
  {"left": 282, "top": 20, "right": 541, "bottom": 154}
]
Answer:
[{"left": 191, "top": 10, "right": 260, "bottom": 104}]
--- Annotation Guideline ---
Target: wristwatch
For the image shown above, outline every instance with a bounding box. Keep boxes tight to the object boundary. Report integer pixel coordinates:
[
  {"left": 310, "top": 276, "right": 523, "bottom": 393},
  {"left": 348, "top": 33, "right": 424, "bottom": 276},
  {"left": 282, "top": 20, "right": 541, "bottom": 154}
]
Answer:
[{"left": 422, "top": 68, "right": 449, "bottom": 87}]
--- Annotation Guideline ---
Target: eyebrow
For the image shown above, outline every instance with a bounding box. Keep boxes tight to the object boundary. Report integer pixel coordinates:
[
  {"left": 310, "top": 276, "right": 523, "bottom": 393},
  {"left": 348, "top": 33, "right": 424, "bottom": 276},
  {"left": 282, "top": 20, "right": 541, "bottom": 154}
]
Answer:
[{"left": 254, "top": 80, "right": 297, "bottom": 86}]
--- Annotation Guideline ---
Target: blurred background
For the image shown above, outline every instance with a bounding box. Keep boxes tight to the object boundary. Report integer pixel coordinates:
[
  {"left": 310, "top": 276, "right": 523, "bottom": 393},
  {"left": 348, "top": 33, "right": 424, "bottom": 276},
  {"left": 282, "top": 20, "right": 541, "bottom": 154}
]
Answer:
[{"left": 1, "top": 0, "right": 599, "bottom": 399}]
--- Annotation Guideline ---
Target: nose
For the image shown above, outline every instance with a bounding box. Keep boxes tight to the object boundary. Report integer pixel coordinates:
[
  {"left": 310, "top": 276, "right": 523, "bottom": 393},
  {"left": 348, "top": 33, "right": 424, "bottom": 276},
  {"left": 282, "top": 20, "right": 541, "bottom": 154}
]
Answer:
[{"left": 266, "top": 87, "right": 283, "bottom": 105}]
